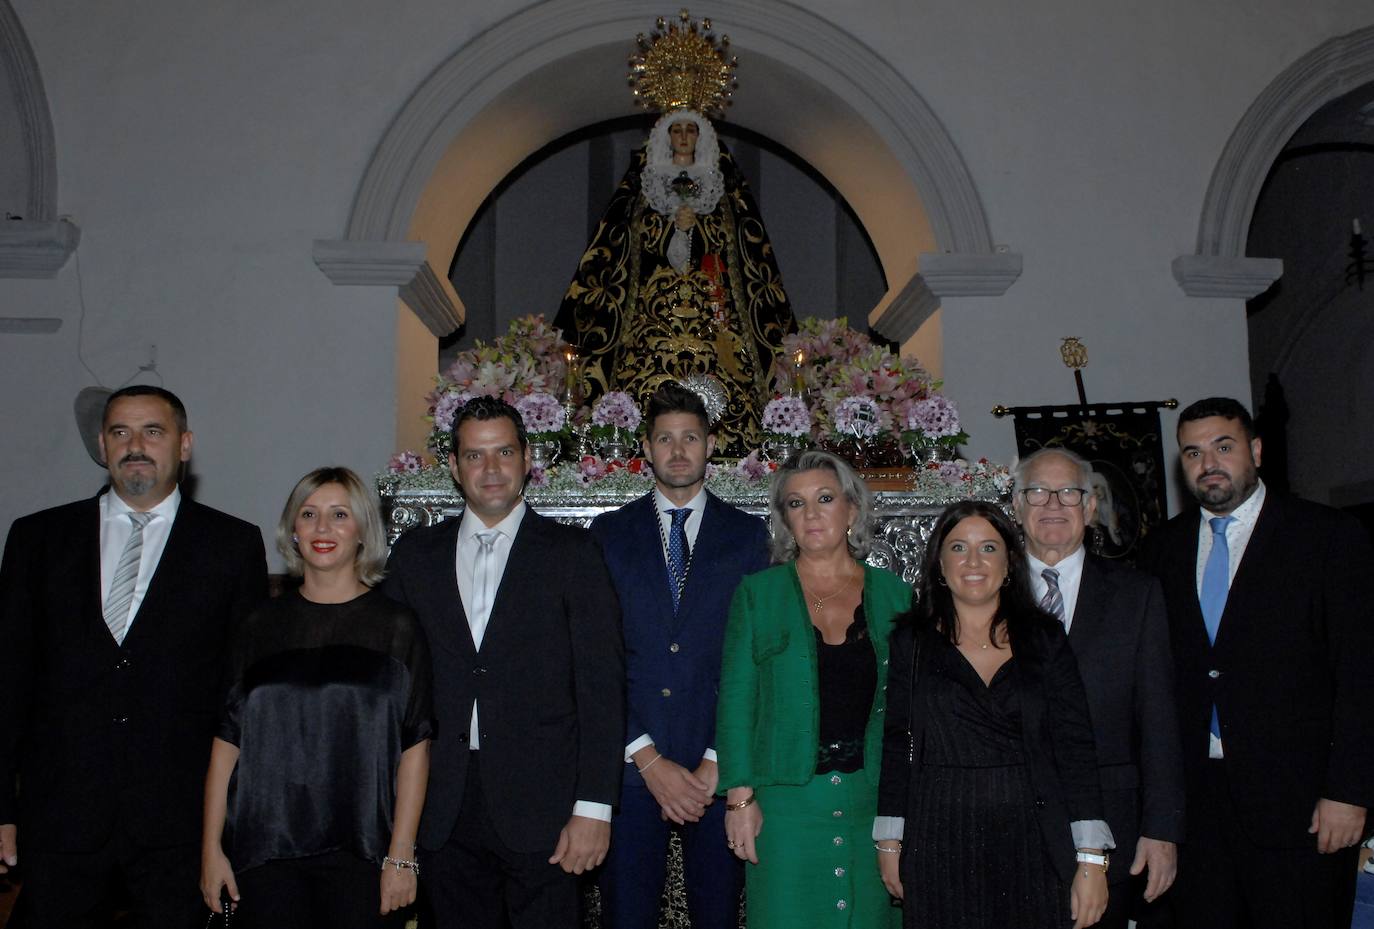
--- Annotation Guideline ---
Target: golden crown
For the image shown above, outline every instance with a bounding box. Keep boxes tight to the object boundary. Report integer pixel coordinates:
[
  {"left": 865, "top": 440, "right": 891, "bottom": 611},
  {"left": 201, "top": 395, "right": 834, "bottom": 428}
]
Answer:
[{"left": 628, "top": 9, "right": 738, "bottom": 116}]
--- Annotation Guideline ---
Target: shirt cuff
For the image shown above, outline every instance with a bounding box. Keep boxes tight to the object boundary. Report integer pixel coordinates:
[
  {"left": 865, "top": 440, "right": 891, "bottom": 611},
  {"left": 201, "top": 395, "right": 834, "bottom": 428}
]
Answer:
[
  {"left": 873, "top": 816, "right": 905, "bottom": 842},
  {"left": 701, "top": 748, "right": 717, "bottom": 763},
  {"left": 572, "top": 801, "right": 613, "bottom": 822},
  {"left": 625, "top": 734, "right": 654, "bottom": 763},
  {"left": 1071, "top": 820, "right": 1116, "bottom": 851}
]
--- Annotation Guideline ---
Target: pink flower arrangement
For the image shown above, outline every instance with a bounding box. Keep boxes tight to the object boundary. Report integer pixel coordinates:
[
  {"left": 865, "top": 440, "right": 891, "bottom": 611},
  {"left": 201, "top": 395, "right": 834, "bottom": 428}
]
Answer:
[
  {"left": 830, "top": 396, "right": 884, "bottom": 439},
  {"left": 425, "top": 314, "right": 573, "bottom": 454},
  {"left": 387, "top": 450, "right": 425, "bottom": 474},
  {"left": 760, "top": 396, "right": 811, "bottom": 438},
  {"left": 513, "top": 391, "right": 566, "bottom": 437},
  {"left": 900, "top": 395, "right": 966, "bottom": 444},
  {"left": 591, "top": 391, "right": 642, "bottom": 431}
]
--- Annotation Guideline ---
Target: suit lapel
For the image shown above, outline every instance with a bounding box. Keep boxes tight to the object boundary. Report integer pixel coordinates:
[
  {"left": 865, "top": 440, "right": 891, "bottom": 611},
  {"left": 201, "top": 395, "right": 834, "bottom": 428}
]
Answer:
[
  {"left": 1069, "top": 556, "right": 1111, "bottom": 654},
  {"left": 479, "top": 506, "right": 546, "bottom": 655},
  {"left": 123, "top": 499, "right": 192, "bottom": 647},
  {"left": 1213, "top": 494, "right": 1280, "bottom": 652},
  {"left": 424, "top": 518, "right": 476, "bottom": 660},
  {"left": 1173, "top": 516, "right": 1213, "bottom": 655},
  {"left": 674, "top": 493, "right": 722, "bottom": 626},
  {"left": 77, "top": 496, "right": 111, "bottom": 643}
]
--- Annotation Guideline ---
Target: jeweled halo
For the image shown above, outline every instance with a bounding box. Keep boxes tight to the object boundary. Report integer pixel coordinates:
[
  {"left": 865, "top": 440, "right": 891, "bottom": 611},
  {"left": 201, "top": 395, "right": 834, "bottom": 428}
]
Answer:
[
  {"left": 628, "top": 9, "right": 738, "bottom": 116},
  {"left": 676, "top": 374, "right": 728, "bottom": 425}
]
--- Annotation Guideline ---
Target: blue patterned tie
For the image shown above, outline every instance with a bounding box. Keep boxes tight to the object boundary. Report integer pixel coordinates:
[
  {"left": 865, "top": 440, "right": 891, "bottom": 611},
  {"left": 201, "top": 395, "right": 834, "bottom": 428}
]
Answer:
[
  {"left": 667, "top": 508, "right": 691, "bottom": 610},
  {"left": 1200, "top": 515, "right": 1234, "bottom": 739}
]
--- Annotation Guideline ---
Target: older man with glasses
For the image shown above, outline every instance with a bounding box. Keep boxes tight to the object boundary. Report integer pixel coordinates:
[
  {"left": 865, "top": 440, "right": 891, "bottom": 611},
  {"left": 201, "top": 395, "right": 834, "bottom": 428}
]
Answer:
[{"left": 1015, "top": 447, "right": 1186, "bottom": 929}]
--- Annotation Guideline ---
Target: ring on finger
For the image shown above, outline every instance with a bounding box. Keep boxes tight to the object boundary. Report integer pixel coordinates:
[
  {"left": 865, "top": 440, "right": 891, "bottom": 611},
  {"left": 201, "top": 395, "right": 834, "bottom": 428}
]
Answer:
[{"left": 726, "top": 840, "right": 738, "bottom": 849}]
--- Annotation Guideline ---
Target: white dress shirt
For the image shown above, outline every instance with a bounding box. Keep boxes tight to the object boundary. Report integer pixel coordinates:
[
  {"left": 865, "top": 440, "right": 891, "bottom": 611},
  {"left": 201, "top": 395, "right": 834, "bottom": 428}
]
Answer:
[
  {"left": 100, "top": 487, "right": 181, "bottom": 641},
  {"left": 625, "top": 488, "right": 718, "bottom": 765},
  {"left": 454, "top": 500, "right": 610, "bottom": 822},
  {"left": 1028, "top": 545, "right": 1086, "bottom": 632},
  {"left": 1194, "top": 479, "right": 1266, "bottom": 759}
]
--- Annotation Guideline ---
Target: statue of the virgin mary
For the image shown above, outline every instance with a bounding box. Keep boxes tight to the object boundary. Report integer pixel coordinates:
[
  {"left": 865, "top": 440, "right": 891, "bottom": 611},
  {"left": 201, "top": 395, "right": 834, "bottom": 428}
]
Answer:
[{"left": 554, "top": 12, "right": 796, "bottom": 453}]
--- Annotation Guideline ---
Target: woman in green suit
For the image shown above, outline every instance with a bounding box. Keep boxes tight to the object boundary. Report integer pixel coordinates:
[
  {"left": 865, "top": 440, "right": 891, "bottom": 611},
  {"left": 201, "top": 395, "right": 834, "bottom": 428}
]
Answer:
[{"left": 717, "top": 449, "right": 909, "bottom": 928}]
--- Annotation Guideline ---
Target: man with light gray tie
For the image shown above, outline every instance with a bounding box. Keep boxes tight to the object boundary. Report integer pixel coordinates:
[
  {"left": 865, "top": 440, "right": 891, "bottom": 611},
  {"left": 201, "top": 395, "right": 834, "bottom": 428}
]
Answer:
[
  {"left": 1015, "top": 447, "right": 1183, "bottom": 929},
  {"left": 1143, "top": 396, "right": 1374, "bottom": 928},
  {"left": 0, "top": 385, "right": 267, "bottom": 928},
  {"left": 382, "top": 396, "right": 625, "bottom": 929}
]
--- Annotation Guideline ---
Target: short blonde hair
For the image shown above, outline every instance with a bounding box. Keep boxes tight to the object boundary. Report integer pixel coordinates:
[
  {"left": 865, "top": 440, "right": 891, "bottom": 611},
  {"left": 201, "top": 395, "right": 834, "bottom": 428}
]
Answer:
[
  {"left": 276, "top": 466, "right": 388, "bottom": 585},
  {"left": 767, "top": 449, "right": 875, "bottom": 563}
]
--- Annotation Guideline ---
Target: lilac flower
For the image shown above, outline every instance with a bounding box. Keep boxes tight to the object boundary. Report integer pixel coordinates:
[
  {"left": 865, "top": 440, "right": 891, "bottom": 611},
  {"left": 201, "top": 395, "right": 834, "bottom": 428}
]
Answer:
[
  {"left": 905, "top": 396, "right": 962, "bottom": 439},
  {"left": 513, "top": 392, "right": 566, "bottom": 435},
  {"left": 730, "top": 450, "right": 771, "bottom": 482},
  {"left": 761, "top": 396, "right": 811, "bottom": 438},
  {"left": 432, "top": 390, "right": 472, "bottom": 434},
  {"left": 831, "top": 396, "right": 883, "bottom": 439},
  {"left": 592, "top": 391, "right": 642, "bottom": 430}
]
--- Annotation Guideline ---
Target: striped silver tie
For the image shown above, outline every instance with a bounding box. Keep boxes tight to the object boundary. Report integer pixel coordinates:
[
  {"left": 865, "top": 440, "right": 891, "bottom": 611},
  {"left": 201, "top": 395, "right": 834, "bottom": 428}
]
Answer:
[
  {"left": 1039, "top": 567, "right": 1066, "bottom": 625},
  {"left": 104, "top": 511, "right": 153, "bottom": 643}
]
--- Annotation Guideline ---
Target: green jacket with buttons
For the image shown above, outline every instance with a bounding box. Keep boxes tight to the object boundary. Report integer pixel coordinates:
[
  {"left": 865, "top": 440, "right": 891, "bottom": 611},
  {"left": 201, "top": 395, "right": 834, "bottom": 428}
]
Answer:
[{"left": 716, "top": 561, "right": 913, "bottom": 790}]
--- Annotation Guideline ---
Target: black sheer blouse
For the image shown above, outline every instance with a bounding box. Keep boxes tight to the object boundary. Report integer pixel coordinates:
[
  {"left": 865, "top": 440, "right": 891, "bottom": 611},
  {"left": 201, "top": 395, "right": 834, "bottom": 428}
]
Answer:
[
  {"left": 814, "top": 605, "right": 877, "bottom": 774},
  {"left": 218, "top": 588, "right": 434, "bottom": 872}
]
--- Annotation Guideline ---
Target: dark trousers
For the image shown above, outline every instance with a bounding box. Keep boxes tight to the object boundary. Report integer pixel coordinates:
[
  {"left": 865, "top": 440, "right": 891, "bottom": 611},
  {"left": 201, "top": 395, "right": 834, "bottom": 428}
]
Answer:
[
  {"left": 10, "top": 836, "right": 202, "bottom": 929},
  {"left": 233, "top": 849, "right": 405, "bottom": 929},
  {"left": 598, "top": 780, "right": 742, "bottom": 929},
  {"left": 421, "top": 752, "right": 578, "bottom": 929},
  {"left": 1171, "top": 760, "right": 1358, "bottom": 929}
]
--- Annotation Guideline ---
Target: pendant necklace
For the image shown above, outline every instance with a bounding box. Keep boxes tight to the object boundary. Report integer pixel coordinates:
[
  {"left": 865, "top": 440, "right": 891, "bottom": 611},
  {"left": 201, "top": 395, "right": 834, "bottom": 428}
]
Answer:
[{"left": 802, "top": 569, "right": 857, "bottom": 613}]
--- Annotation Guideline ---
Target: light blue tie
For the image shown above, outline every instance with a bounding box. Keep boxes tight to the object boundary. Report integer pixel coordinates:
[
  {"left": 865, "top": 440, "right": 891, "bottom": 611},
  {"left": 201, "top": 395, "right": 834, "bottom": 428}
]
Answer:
[
  {"left": 1199, "top": 515, "right": 1234, "bottom": 739},
  {"left": 667, "top": 508, "right": 691, "bottom": 611}
]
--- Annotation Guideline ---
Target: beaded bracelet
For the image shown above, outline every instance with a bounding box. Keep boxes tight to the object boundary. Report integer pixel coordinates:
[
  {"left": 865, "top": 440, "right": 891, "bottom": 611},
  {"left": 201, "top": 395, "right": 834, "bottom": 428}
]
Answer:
[{"left": 873, "top": 842, "right": 902, "bottom": 854}]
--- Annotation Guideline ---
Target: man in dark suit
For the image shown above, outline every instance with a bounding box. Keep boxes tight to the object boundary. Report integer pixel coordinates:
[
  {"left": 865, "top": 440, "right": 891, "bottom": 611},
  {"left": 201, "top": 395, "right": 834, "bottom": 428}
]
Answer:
[
  {"left": 0, "top": 385, "right": 267, "bottom": 928},
  {"left": 1144, "top": 396, "right": 1374, "bottom": 929},
  {"left": 590, "top": 383, "right": 770, "bottom": 929},
  {"left": 381, "top": 396, "right": 625, "bottom": 929},
  {"left": 1015, "top": 447, "right": 1185, "bottom": 929}
]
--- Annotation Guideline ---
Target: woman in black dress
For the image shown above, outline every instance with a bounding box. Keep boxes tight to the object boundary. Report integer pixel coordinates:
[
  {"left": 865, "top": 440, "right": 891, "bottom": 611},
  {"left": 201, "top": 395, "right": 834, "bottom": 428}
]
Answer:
[
  {"left": 876, "top": 501, "right": 1110, "bottom": 929},
  {"left": 200, "top": 467, "right": 433, "bottom": 928}
]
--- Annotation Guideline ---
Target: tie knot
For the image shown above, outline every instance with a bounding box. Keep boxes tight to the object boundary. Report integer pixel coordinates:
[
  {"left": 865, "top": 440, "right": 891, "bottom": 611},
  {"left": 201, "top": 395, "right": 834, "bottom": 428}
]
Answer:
[
  {"left": 668, "top": 508, "right": 691, "bottom": 528},
  {"left": 1209, "top": 516, "right": 1233, "bottom": 536},
  {"left": 1042, "top": 567, "right": 1060, "bottom": 586},
  {"left": 475, "top": 530, "right": 499, "bottom": 551},
  {"left": 128, "top": 511, "right": 153, "bottom": 530}
]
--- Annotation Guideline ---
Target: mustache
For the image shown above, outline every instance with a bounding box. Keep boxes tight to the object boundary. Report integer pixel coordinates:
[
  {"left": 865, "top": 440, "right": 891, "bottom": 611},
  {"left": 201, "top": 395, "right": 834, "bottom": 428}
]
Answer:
[
  {"left": 119, "top": 454, "right": 155, "bottom": 466},
  {"left": 1198, "top": 468, "right": 1231, "bottom": 480}
]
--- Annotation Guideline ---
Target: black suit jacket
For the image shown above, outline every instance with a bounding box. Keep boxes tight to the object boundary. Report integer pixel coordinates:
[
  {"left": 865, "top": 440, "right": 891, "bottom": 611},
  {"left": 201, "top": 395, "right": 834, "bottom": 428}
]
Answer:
[
  {"left": 382, "top": 506, "right": 625, "bottom": 854},
  {"left": 1143, "top": 492, "right": 1374, "bottom": 847},
  {"left": 1069, "top": 555, "right": 1185, "bottom": 880},
  {"left": 0, "top": 492, "right": 267, "bottom": 851},
  {"left": 882, "top": 613, "right": 1104, "bottom": 886}
]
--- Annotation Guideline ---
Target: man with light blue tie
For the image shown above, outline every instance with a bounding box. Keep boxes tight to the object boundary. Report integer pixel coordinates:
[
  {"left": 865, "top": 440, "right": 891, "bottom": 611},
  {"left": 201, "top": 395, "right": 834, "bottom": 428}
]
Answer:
[
  {"left": 590, "top": 383, "right": 770, "bottom": 929},
  {"left": 1144, "top": 396, "right": 1374, "bottom": 929}
]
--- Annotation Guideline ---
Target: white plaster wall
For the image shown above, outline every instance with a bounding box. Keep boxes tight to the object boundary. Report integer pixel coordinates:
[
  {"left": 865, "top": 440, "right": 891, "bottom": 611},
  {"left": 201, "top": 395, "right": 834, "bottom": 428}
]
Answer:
[{"left": 3, "top": 0, "right": 1372, "bottom": 558}]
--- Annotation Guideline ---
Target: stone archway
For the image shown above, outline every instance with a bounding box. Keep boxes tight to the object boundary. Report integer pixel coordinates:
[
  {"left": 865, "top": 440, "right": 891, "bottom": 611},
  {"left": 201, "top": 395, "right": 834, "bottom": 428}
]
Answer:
[
  {"left": 1173, "top": 25, "right": 1374, "bottom": 298},
  {"left": 315, "top": 0, "right": 1019, "bottom": 343},
  {"left": 0, "top": 0, "right": 78, "bottom": 280}
]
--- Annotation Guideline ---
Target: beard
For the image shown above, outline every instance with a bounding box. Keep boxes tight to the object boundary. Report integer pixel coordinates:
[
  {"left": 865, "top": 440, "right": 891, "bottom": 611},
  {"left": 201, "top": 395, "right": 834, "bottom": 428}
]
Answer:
[
  {"left": 657, "top": 460, "right": 705, "bottom": 489},
  {"left": 1189, "top": 469, "right": 1257, "bottom": 512},
  {"left": 115, "top": 456, "right": 158, "bottom": 497}
]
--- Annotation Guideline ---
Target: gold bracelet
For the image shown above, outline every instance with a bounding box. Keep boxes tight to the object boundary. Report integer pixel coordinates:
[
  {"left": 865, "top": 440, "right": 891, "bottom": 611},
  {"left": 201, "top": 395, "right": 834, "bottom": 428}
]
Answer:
[
  {"left": 637, "top": 753, "right": 663, "bottom": 774},
  {"left": 725, "top": 793, "right": 756, "bottom": 811}
]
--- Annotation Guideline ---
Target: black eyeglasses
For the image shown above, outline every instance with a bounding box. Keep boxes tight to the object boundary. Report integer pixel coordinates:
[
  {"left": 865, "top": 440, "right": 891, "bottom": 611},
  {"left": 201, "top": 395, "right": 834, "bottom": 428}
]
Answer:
[{"left": 1019, "top": 487, "right": 1089, "bottom": 507}]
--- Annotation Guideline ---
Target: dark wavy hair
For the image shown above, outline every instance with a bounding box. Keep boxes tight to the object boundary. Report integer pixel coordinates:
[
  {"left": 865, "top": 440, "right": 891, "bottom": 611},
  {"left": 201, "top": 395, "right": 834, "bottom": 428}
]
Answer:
[
  {"left": 1177, "top": 396, "right": 1255, "bottom": 441},
  {"left": 453, "top": 395, "right": 528, "bottom": 450},
  {"left": 907, "top": 500, "right": 1047, "bottom": 648}
]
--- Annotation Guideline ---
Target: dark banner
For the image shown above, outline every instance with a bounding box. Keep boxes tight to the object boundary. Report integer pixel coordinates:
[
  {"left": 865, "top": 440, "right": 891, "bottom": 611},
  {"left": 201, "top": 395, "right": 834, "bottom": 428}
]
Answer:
[{"left": 1004, "top": 402, "right": 1171, "bottom": 562}]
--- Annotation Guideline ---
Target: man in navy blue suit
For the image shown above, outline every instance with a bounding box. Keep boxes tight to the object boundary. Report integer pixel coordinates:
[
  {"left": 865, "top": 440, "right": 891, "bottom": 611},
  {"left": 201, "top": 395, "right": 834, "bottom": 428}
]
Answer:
[{"left": 590, "top": 383, "right": 770, "bottom": 929}]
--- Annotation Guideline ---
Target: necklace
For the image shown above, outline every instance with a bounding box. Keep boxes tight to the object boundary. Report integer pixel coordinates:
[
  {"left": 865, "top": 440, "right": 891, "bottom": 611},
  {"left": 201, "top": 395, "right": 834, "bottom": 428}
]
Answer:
[{"left": 800, "top": 568, "right": 858, "bottom": 613}]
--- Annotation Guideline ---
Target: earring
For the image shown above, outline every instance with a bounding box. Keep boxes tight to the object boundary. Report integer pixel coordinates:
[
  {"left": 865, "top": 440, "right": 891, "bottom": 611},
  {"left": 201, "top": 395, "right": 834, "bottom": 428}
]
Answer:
[
  {"left": 936, "top": 575, "right": 948, "bottom": 587},
  {"left": 292, "top": 534, "right": 299, "bottom": 544},
  {"left": 1002, "top": 574, "right": 1011, "bottom": 587}
]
